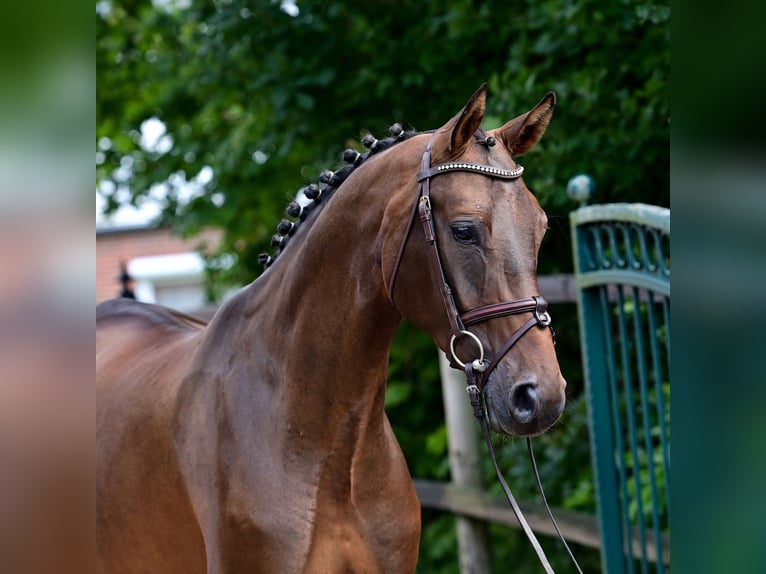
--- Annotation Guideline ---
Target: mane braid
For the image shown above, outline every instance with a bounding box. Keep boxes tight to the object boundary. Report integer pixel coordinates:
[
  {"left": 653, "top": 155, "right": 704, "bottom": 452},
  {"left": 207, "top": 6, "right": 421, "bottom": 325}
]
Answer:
[{"left": 259, "top": 125, "right": 420, "bottom": 270}]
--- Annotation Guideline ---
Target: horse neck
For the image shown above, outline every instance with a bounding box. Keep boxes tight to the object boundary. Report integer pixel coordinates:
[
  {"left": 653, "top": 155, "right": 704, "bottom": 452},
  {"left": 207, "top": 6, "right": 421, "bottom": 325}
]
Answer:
[{"left": 206, "top": 140, "right": 422, "bottom": 444}]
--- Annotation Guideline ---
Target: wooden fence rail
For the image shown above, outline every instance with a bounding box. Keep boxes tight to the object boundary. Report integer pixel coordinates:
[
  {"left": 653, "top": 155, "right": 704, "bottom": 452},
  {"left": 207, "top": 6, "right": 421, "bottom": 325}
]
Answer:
[
  {"left": 538, "top": 273, "right": 577, "bottom": 304},
  {"left": 413, "top": 479, "right": 670, "bottom": 565}
]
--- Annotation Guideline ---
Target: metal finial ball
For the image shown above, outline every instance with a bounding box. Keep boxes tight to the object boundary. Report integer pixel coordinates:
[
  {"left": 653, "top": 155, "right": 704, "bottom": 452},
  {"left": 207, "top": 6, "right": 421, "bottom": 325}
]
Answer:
[
  {"left": 361, "top": 134, "right": 377, "bottom": 149},
  {"left": 566, "top": 173, "right": 595, "bottom": 205}
]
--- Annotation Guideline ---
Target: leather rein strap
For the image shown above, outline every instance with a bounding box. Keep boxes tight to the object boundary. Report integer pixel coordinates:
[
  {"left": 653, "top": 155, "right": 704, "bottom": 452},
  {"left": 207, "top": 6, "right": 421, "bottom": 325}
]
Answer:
[{"left": 388, "top": 134, "right": 583, "bottom": 574}]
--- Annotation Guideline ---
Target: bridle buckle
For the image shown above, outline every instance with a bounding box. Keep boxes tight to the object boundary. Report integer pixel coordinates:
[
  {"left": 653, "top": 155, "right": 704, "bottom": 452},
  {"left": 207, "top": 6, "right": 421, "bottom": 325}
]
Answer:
[{"left": 533, "top": 296, "right": 551, "bottom": 326}]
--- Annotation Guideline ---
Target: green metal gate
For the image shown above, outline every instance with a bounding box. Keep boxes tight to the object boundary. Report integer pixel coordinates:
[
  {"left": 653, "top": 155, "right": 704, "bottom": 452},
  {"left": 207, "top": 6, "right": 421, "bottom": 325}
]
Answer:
[{"left": 571, "top": 201, "right": 670, "bottom": 573}]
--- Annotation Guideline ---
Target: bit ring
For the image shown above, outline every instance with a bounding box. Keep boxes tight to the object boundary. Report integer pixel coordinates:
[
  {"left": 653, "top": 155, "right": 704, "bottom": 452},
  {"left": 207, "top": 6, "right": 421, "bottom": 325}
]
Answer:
[{"left": 449, "top": 330, "right": 486, "bottom": 371}]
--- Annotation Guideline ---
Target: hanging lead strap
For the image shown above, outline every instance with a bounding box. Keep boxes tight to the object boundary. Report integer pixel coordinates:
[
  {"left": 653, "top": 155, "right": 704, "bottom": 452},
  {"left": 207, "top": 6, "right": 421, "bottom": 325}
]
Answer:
[
  {"left": 464, "top": 364, "right": 556, "bottom": 574},
  {"left": 464, "top": 364, "right": 584, "bottom": 574},
  {"left": 527, "top": 437, "right": 584, "bottom": 574}
]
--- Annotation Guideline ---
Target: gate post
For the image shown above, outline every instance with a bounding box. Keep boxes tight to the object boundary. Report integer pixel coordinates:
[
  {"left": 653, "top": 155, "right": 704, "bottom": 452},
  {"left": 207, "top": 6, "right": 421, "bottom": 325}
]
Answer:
[{"left": 439, "top": 352, "right": 492, "bottom": 574}]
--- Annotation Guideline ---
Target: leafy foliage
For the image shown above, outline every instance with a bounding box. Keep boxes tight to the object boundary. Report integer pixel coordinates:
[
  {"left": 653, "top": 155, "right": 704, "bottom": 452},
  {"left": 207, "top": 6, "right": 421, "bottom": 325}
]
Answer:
[
  {"left": 98, "top": 0, "right": 668, "bottom": 282},
  {"left": 97, "top": 0, "right": 669, "bottom": 570}
]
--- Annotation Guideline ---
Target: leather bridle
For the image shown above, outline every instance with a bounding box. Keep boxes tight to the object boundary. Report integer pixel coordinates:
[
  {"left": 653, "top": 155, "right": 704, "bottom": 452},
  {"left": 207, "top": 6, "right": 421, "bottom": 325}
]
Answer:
[
  {"left": 388, "top": 133, "right": 582, "bottom": 574},
  {"left": 388, "top": 133, "right": 554, "bottom": 388}
]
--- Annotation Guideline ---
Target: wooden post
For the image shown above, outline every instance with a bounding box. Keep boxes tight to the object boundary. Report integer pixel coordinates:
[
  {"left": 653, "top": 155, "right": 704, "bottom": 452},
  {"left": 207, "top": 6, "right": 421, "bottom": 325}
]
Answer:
[{"left": 439, "top": 352, "right": 492, "bottom": 574}]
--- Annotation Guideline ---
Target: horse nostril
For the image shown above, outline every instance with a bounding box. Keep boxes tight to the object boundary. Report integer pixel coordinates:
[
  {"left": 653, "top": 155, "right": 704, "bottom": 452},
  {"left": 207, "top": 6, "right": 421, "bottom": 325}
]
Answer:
[{"left": 509, "top": 383, "right": 539, "bottom": 424}]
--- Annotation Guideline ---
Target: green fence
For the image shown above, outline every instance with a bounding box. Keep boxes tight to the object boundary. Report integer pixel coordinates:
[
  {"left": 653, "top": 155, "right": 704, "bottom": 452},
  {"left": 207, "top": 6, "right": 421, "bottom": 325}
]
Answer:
[{"left": 571, "top": 201, "right": 670, "bottom": 573}]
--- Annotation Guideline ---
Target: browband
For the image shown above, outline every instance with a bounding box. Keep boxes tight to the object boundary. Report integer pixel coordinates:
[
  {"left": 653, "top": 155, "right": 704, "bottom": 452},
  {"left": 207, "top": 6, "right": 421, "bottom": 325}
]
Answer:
[{"left": 418, "top": 162, "right": 524, "bottom": 181}]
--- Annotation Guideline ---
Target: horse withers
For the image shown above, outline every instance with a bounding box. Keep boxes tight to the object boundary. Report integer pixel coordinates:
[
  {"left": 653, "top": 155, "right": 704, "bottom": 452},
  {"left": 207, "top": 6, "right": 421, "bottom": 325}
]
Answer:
[{"left": 96, "top": 84, "right": 565, "bottom": 573}]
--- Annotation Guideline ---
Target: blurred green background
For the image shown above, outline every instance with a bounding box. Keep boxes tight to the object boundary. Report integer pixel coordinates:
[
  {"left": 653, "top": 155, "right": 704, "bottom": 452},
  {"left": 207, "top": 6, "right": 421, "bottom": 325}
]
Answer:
[{"left": 97, "top": 1, "right": 669, "bottom": 571}]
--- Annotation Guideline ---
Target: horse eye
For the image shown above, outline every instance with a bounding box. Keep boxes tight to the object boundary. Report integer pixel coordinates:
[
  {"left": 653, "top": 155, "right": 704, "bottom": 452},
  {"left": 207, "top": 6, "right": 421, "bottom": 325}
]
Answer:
[{"left": 451, "top": 224, "right": 477, "bottom": 245}]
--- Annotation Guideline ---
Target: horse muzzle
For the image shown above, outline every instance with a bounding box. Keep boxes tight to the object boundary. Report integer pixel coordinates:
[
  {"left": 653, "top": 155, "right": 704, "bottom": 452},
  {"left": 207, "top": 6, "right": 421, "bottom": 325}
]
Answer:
[{"left": 483, "top": 374, "right": 566, "bottom": 437}]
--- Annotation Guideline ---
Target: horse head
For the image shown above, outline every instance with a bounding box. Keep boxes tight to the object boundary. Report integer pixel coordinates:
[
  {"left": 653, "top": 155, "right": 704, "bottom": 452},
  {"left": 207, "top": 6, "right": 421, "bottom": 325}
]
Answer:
[{"left": 385, "top": 85, "right": 565, "bottom": 437}]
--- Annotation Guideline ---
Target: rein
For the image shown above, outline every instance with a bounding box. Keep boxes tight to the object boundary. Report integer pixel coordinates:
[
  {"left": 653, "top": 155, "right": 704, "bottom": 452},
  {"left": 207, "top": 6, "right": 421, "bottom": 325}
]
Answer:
[{"left": 389, "top": 134, "right": 583, "bottom": 574}]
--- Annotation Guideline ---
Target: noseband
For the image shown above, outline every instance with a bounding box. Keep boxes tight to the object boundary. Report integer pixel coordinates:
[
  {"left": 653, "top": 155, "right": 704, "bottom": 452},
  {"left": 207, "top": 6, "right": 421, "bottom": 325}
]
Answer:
[
  {"left": 388, "top": 134, "right": 554, "bottom": 389},
  {"left": 388, "top": 134, "right": 582, "bottom": 574}
]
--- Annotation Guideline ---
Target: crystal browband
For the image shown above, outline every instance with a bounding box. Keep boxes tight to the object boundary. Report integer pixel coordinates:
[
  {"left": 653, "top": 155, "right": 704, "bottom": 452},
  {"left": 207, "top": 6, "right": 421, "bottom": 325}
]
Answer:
[{"left": 418, "top": 162, "right": 524, "bottom": 181}]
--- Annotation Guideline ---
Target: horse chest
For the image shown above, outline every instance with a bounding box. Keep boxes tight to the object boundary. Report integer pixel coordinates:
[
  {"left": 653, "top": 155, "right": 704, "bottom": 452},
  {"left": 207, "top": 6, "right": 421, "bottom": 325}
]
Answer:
[
  {"left": 223, "top": 493, "right": 419, "bottom": 573},
  {"left": 174, "top": 389, "right": 419, "bottom": 573}
]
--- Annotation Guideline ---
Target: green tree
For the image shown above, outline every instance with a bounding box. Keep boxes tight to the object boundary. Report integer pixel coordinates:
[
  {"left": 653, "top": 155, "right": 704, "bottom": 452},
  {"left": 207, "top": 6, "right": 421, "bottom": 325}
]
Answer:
[
  {"left": 98, "top": 0, "right": 668, "bottom": 283},
  {"left": 97, "top": 1, "right": 668, "bottom": 571}
]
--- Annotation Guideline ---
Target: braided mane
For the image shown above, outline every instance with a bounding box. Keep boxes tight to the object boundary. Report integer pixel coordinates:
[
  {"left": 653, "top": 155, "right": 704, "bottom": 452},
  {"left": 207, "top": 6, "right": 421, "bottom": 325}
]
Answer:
[{"left": 258, "top": 124, "right": 421, "bottom": 269}]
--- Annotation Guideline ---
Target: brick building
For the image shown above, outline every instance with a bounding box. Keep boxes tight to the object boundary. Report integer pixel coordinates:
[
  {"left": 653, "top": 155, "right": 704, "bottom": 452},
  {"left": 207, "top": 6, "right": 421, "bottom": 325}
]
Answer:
[{"left": 96, "top": 224, "right": 221, "bottom": 312}]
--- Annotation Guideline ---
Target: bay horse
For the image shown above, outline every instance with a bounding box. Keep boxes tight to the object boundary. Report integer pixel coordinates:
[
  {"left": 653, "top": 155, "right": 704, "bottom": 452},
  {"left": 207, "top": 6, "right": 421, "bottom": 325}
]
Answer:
[{"left": 96, "top": 84, "right": 566, "bottom": 573}]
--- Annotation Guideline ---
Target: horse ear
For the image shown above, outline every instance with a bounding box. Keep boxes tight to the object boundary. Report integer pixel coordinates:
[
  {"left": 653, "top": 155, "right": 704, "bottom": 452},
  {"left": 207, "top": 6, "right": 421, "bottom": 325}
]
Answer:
[
  {"left": 434, "top": 84, "right": 487, "bottom": 159},
  {"left": 495, "top": 92, "right": 556, "bottom": 156}
]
